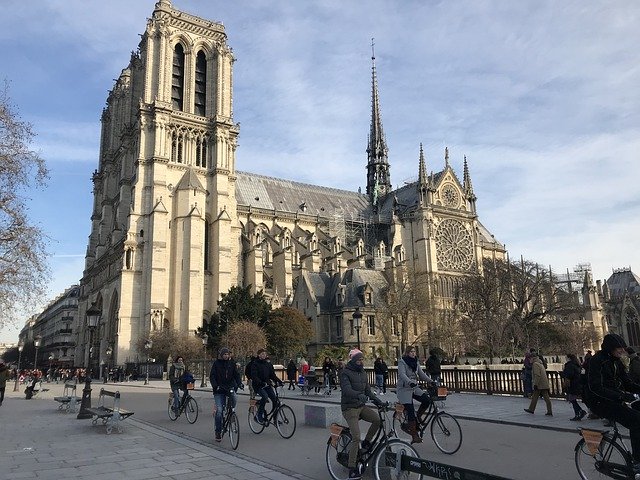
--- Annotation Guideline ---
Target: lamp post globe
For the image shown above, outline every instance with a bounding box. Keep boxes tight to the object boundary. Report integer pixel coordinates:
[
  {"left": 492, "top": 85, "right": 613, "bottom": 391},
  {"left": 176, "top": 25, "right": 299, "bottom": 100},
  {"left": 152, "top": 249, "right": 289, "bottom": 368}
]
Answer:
[
  {"left": 352, "top": 308, "right": 363, "bottom": 350},
  {"left": 13, "top": 341, "right": 24, "bottom": 392},
  {"left": 33, "top": 336, "right": 42, "bottom": 371},
  {"left": 78, "top": 303, "right": 101, "bottom": 419}
]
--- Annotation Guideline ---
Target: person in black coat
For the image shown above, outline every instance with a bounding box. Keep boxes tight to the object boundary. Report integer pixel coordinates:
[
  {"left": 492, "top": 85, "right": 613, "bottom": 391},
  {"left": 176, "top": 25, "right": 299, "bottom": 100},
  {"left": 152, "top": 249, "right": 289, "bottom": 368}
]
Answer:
[
  {"left": 425, "top": 350, "right": 442, "bottom": 385},
  {"left": 210, "top": 347, "right": 242, "bottom": 441},
  {"left": 286, "top": 359, "right": 297, "bottom": 390},
  {"left": 586, "top": 334, "right": 640, "bottom": 465},
  {"left": 562, "top": 353, "right": 586, "bottom": 421},
  {"left": 250, "top": 349, "right": 283, "bottom": 423}
]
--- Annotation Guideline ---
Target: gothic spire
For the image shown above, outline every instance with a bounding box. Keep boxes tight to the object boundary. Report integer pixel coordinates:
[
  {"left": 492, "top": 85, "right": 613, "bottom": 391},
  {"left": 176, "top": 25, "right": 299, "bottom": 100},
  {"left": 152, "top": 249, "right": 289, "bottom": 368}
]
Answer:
[
  {"left": 366, "top": 38, "right": 391, "bottom": 204},
  {"left": 418, "top": 144, "right": 428, "bottom": 206},
  {"left": 463, "top": 155, "right": 476, "bottom": 199},
  {"left": 444, "top": 146, "right": 450, "bottom": 168}
]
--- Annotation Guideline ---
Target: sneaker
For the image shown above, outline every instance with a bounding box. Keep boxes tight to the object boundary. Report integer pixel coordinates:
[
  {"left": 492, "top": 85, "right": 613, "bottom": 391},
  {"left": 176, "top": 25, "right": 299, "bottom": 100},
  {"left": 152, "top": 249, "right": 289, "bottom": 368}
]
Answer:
[
  {"left": 545, "top": 412, "right": 553, "bottom": 416},
  {"left": 570, "top": 416, "right": 580, "bottom": 421},
  {"left": 578, "top": 410, "right": 587, "bottom": 420},
  {"left": 348, "top": 468, "right": 362, "bottom": 479},
  {"left": 215, "top": 432, "right": 222, "bottom": 442},
  {"left": 524, "top": 409, "right": 534, "bottom": 414}
]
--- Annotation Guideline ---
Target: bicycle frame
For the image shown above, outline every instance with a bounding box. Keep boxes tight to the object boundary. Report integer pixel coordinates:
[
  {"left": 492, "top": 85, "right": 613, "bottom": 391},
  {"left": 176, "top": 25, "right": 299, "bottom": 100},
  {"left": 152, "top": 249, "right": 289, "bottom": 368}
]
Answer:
[{"left": 578, "top": 423, "right": 634, "bottom": 480}]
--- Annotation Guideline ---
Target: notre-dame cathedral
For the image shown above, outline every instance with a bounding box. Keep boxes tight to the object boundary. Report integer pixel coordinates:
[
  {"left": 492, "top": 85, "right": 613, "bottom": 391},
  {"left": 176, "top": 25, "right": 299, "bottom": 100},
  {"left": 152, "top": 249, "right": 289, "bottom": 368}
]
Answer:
[{"left": 76, "top": 0, "right": 514, "bottom": 366}]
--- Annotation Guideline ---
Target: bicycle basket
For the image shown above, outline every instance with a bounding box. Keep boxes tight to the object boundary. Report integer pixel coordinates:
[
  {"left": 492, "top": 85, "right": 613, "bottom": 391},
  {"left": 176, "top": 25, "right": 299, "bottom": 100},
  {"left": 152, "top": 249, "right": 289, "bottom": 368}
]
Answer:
[
  {"left": 428, "top": 385, "right": 448, "bottom": 400},
  {"left": 581, "top": 429, "right": 604, "bottom": 456},
  {"left": 186, "top": 382, "right": 195, "bottom": 390}
]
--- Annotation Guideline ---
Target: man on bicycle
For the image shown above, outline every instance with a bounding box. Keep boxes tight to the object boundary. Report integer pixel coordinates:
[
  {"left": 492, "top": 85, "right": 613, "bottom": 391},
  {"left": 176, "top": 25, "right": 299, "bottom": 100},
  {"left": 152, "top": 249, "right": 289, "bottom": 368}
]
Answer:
[
  {"left": 210, "top": 347, "right": 242, "bottom": 442},
  {"left": 340, "top": 349, "right": 384, "bottom": 480},
  {"left": 168, "top": 355, "right": 187, "bottom": 412},
  {"left": 397, "top": 345, "right": 434, "bottom": 444},
  {"left": 586, "top": 333, "right": 640, "bottom": 468},
  {"left": 250, "top": 349, "right": 283, "bottom": 423}
]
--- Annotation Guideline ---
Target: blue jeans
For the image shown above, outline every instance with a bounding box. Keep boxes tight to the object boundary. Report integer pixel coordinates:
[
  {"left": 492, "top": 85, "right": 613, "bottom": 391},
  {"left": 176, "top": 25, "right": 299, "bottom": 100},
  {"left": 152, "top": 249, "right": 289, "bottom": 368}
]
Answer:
[
  {"left": 171, "top": 384, "right": 185, "bottom": 410},
  {"left": 256, "top": 386, "right": 277, "bottom": 422},
  {"left": 214, "top": 391, "right": 236, "bottom": 433},
  {"left": 375, "top": 374, "right": 384, "bottom": 392}
]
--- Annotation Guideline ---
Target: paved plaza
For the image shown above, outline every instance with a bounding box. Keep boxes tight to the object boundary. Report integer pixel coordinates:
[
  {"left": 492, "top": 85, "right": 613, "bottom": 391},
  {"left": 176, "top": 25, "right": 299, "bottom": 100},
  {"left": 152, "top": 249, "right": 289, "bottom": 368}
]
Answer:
[{"left": 0, "top": 380, "right": 615, "bottom": 479}]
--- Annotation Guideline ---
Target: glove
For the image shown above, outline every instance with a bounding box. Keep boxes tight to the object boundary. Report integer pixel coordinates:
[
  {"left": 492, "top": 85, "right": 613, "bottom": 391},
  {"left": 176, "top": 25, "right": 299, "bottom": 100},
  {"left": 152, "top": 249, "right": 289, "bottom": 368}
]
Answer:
[
  {"left": 358, "top": 394, "right": 368, "bottom": 404},
  {"left": 409, "top": 382, "right": 417, "bottom": 388}
]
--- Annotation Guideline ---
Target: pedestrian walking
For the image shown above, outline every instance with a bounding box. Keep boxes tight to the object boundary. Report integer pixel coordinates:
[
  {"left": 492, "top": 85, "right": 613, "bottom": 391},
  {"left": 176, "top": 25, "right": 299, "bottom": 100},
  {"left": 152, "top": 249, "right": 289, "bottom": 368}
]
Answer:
[
  {"left": 524, "top": 352, "right": 553, "bottom": 416},
  {"left": 0, "top": 362, "right": 10, "bottom": 406},
  {"left": 373, "top": 357, "right": 388, "bottom": 394},
  {"left": 522, "top": 350, "right": 534, "bottom": 398},
  {"left": 425, "top": 349, "right": 442, "bottom": 385},
  {"left": 286, "top": 359, "right": 297, "bottom": 390},
  {"left": 562, "top": 353, "right": 586, "bottom": 421}
]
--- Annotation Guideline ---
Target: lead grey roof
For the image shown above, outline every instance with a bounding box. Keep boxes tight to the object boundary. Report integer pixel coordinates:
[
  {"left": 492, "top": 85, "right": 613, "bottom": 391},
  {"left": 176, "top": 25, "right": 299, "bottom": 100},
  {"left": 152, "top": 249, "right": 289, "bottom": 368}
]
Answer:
[
  {"left": 236, "top": 171, "right": 371, "bottom": 219},
  {"left": 607, "top": 270, "right": 640, "bottom": 298},
  {"left": 306, "top": 272, "right": 334, "bottom": 311}
]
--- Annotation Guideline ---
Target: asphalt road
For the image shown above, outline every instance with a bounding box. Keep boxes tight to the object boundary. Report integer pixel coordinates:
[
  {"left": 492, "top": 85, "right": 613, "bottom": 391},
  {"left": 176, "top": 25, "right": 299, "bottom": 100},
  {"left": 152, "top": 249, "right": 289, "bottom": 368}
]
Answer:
[{"left": 110, "top": 385, "right": 582, "bottom": 479}]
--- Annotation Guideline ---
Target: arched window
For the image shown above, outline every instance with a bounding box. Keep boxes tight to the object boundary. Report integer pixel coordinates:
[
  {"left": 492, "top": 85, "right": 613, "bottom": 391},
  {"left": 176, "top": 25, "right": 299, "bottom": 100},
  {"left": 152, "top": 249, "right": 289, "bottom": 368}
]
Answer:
[
  {"left": 195, "top": 136, "right": 207, "bottom": 168},
  {"left": 172, "top": 44, "right": 185, "bottom": 111},
  {"left": 194, "top": 51, "right": 207, "bottom": 116},
  {"left": 626, "top": 309, "right": 640, "bottom": 346}
]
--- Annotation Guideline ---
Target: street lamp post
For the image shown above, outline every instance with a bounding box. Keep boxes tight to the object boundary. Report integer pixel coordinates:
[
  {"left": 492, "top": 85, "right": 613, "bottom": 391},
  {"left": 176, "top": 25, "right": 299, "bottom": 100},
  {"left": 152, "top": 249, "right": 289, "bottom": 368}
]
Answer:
[
  {"left": 200, "top": 334, "right": 208, "bottom": 388},
  {"left": 48, "top": 354, "right": 55, "bottom": 382},
  {"left": 13, "top": 340, "right": 24, "bottom": 392},
  {"left": 510, "top": 338, "right": 515, "bottom": 362},
  {"left": 77, "top": 303, "right": 101, "bottom": 419},
  {"left": 352, "top": 308, "right": 363, "bottom": 350},
  {"left": 33, "top": 336, "right": 42, "bottom": 371},
  {"left": 144, "top": 339, "right": 152, "bottom": 385}
]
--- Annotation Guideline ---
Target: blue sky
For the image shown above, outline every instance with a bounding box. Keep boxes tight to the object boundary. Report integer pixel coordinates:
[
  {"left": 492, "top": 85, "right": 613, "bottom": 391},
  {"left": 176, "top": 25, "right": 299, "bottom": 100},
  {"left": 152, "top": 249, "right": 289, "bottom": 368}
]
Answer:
[{"left": 1, "top": 0, "right": 639, "bottom": 342}]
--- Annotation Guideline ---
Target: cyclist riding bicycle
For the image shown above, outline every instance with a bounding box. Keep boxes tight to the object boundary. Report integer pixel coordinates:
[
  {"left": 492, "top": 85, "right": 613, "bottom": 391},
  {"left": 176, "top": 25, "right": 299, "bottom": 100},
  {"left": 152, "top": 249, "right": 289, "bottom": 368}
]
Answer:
[
  {"left": 210, "top": 347, "right": 242, "bottom": 442},
  {"left": 250, "top": 349, "right": 283, "bottom": 423},
  {"left": 397, "top": 345, "right": 434, "bottom": 444},
  {"left": 169, "top": 355, "right": 187, "bottom": 412},
  {"left": 585, "top": 333, "right": 640, "bottom": 471},
  {"left": 340, "top": 349, "right": 384, "bottom": 480}
]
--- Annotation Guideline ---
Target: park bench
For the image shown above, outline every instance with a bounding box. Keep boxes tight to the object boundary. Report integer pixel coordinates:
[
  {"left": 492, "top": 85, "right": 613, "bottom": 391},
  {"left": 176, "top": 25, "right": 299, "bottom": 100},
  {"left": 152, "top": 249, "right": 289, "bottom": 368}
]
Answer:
[
  {"left": 85, "top": 389, "right": 135, "bottom": 434},
  {"left": 53, "top": 381, "right": 79, "bottom": 413}
]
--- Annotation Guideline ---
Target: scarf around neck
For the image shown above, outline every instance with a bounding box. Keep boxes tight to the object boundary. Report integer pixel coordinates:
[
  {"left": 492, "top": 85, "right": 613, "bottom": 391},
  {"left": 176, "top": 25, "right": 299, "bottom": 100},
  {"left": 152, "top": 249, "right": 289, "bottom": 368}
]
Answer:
[{"left": 402, "top": 355, "right": 418, "bottom": 372}]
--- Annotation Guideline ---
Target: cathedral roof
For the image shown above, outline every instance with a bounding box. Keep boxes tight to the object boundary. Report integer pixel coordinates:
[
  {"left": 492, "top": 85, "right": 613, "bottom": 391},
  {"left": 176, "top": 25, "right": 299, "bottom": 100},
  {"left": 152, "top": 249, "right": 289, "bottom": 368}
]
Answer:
[
  {"left": 607, "top": 269, "right": 640, "bottom": 298},
  {"left": 235, "top": 171, "right": 372, "bottom": 219},
  {"left": 305, "top": 272, "right": 334, "bottom": 312},
  {"left": 341, "top": 268, "right": 389, "bottom": 309}
]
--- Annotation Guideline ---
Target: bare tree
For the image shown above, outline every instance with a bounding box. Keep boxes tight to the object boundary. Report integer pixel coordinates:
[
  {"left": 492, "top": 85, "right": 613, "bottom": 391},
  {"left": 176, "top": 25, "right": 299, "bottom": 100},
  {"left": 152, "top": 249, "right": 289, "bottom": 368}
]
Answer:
[
  {"left": 0, "top": 82, "right": 49, "bottom": 328},
  {"left": 136, "top": 329, "right": 202, "bottom": 369},
  {"left": 220, "top": 320, "right": 267, "bottom": 363}
]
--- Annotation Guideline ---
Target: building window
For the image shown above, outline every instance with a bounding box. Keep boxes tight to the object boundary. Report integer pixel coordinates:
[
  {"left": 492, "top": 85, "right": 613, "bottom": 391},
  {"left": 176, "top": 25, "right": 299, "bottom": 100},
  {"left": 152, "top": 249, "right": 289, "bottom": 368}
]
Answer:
[
  {"left": 172, "top": 44, "right": 185, "bottom": 111},
  {"left": 349, "top": 319, "right": 354, "bottom": 336},
  {"left": 626, "top": 309, "right": 640, "bottom": 346},
  {"left": 391, "top": 316, "right": 399, "bottom": 336},
  {"left": 413, "top": 319, "right": 418, "bottom": 336},
  {"left": 336, "top": 315, "right": 343, "bottom": 338},
  {"left": 194, "top": 50, "right": 207, "bottom": 116},
  {"left": 367, "top": 315, "right": 375, "bottom": 335},
  {"left": 365, "top": 292, "right": 372, "bottom": 304}
]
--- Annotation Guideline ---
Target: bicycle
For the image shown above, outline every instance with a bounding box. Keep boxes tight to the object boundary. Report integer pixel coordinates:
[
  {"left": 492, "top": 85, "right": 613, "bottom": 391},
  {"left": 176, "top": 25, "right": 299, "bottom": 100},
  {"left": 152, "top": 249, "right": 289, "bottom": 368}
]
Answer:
[
  {"left": 392, "top": 385, "right": 462, "bottom": 454},
  {"left": 217, "top": 392, "right": 240, "bottom": 450},
  {"left": 575, "top": 420, "right": 640, "bottom": 479},
  {"left": 168, "top": 389, "right": 199, "bottom": 424},
  {"left": 247, "top": 387, "right": 296, "bottom": 439},
  {"left": 326, "top": 402, "right": 423, "bottom": 480}
]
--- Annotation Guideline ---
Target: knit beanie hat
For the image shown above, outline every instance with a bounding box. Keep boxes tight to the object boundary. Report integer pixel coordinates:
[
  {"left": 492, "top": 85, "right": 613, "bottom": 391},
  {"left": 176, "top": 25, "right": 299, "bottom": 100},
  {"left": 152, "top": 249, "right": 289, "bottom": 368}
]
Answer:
[
  {"left": 219, "top": 347, "right": 230, "bottom": 357},
  {"left": 349, "top": 348, "right": 362, "bottom": 359}
]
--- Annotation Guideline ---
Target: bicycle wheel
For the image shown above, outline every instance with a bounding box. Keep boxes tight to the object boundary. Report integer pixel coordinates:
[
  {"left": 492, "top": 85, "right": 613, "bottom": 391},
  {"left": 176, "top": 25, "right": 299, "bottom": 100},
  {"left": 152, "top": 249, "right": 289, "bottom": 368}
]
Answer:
[
  {"left": 275, "top": 404, "right": 297, "bottom": 439},
  {"left": 184, "top": 397, "right": 199, "bottom": 424},
  {"left": 167, "top": 398, "right": 178, "bottom": 421},
  {"left": 228, "top": 412, "right": 240, "bottom": 450},
  {"left": 373, "top": 438, "right": 423, "bottom": 480},
  {"left": 248, "top": 409, "right": 265, "bottom": 434},
  {"left": 430, "top": 412, "right": 462, "bottom": 454},
  {"left": 326, "top": 431, "right": 353, "bottom": 480},
  {"left": 575, "top": 436, "right": 632, "bottom": 480}
]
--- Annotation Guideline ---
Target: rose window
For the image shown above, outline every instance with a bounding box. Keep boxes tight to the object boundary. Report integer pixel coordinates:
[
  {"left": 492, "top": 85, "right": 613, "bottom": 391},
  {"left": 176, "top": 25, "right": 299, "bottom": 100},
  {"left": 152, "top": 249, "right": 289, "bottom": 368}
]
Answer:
[{"left": 435, "top": 219, "right": 474, "bottom": 271}]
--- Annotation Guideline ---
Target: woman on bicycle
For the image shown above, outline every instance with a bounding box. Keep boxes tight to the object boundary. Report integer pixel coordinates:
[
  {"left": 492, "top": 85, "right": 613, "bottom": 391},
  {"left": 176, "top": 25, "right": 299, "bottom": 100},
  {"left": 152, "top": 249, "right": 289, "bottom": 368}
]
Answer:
[
  {"left": 169, "top": 355, "right": 186, "bottom": 412},
  {"left": 210, "top": 347, "right": 242, "bottom": 442},
  {"left": 250, "top": 349, "right": 283, "bottom": 423},
  {"left": 340, "top": 349, "right": 384, "bottom": 480},
  {"left": 397, "top": 345, "right": 433, "bottom": 444}
]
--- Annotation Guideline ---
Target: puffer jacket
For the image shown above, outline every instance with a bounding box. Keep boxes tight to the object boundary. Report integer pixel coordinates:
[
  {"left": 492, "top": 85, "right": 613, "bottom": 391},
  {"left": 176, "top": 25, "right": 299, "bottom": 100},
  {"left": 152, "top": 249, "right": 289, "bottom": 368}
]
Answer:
[
  {"left": 209, "top": 358, "right": 241, "bottom": 392},
  {"left": 587, "top": 334, "right": 640, "bottom": 406},
  {"left": 339, "top": 359, "right": 378, "bottom": 411}
]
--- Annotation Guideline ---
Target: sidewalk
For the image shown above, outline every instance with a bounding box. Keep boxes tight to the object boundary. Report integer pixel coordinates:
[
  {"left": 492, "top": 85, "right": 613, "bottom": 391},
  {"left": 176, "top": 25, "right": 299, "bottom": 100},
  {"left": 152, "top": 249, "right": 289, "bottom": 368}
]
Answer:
[{"left": 0, "top": 385, "right": 301, "bottom": 480}]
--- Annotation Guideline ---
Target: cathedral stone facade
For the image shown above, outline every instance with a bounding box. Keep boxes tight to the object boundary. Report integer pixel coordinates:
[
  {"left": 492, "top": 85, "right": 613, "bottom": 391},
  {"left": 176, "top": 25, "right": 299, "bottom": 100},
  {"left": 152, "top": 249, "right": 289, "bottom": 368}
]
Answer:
[{"left": 76, "top": 0, "right": 507, "bottom": 366}]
